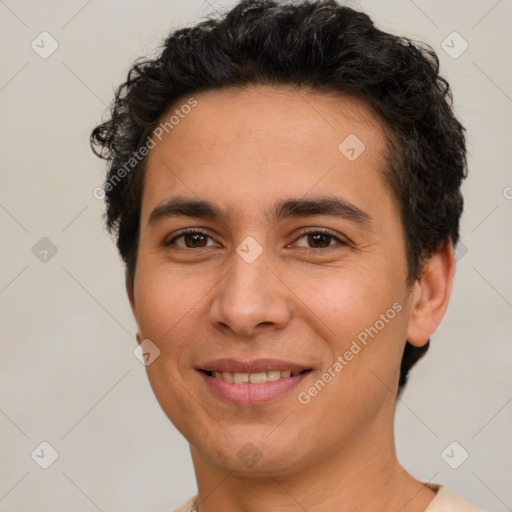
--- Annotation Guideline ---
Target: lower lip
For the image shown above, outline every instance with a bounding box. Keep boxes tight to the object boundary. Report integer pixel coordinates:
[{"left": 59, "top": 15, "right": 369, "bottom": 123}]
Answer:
[{"left": 198, "top": 371, "right": 311, "bottom": 405}]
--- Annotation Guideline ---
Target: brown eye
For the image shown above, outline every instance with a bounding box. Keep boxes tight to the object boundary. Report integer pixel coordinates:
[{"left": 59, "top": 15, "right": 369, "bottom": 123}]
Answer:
[
  {"left": 307, "top": 233, "right": 333, "bottom": 248},
  {"left": 167, "top": 230, "right": 219, "bottom": 248},
  {"left": 183, "top": 233, "right": 208, "bottom": 248},
  {"left": 290, "top": 229, "right": 347, "bottom": 251}
]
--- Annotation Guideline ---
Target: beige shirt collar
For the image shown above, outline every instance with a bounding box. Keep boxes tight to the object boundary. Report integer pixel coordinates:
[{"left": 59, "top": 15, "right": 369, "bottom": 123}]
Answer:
[{"left": 172, "top": 485, "right": 487, "bottom": 512}]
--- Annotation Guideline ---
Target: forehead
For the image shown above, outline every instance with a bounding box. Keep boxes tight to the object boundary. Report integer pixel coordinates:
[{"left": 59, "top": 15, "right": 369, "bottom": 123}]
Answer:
[
  {"left": 153, "top": 85, "right": 386, "bottom": 157},
  {"left": 142, "top": 85, "right": 392, "bottom": 221}
]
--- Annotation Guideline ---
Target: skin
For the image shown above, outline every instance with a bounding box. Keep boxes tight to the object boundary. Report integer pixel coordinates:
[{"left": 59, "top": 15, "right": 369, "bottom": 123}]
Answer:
[{"left": 127, "top": 85, "right": 455, "bottom": 512}]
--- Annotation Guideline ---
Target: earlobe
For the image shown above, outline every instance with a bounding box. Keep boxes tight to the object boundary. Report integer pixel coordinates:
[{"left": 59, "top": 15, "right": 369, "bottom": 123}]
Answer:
[{"left": 406, "top": 242, "right": 456, "bottom": 347}]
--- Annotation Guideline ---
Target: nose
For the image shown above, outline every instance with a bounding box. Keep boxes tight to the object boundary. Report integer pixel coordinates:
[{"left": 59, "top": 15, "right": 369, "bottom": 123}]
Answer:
[{"left": 208, "top": 247, "right": 292, "bottom": 338}]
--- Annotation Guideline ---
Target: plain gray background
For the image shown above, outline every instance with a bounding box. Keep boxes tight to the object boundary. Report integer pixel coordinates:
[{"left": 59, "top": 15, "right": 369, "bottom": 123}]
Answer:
[{"left": 0, "top": 1, "right": 511, "bottom": 511}]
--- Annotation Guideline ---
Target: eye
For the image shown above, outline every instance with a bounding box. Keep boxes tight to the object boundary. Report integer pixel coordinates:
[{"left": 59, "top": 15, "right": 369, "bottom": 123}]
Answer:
[
  {"left": 292, "top": 229, "right": 346, "bottom": 250},
  {"left": 166, "top": 229, "right": 219, "bottom": 249}
]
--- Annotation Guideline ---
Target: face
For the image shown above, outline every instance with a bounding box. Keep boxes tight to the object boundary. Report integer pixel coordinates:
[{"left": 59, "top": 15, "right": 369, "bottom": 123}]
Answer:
[{"left": 130, "top": 86, "right": 419, "bottom": 476}]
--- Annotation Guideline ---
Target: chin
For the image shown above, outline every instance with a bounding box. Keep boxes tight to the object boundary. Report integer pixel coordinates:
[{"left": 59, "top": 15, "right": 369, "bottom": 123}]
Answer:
[{"left": 189, "top": 422, "right": 312, "bottom": 476}]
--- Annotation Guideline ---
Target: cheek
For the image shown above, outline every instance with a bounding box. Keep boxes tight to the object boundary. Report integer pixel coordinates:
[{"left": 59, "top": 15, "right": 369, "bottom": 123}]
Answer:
[
  {"left": 131, "top": 264, "right": 208, "bottom": 428},
  {"left": 132, "top": 260, "right": 207, "bottom": 346},
  {"left": 290, "top": 262, "right": 401, "bottom": 339},
  {"left": 293, "top": 264, "right": 409, "bottom": 392}
]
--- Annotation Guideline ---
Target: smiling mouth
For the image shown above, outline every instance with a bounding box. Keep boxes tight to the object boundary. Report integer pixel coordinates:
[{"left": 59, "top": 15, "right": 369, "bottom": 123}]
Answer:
[{"left": 200, "top": 369, "right": 312, "bottom": 384}]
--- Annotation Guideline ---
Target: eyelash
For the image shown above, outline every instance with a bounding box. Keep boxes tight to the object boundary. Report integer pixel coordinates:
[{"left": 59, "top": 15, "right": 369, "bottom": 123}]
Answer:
[
  {"left": 293, "top": 228, "right": 348, "bottom": 251},
  {"left": 166, "top": 228, "right": 347, "bottom": 251},
  {"left": 166, "top": 228, "right": 217, "bottom": 248}
]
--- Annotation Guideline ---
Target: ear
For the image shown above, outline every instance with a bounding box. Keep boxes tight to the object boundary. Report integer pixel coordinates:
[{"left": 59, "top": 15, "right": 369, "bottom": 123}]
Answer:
[
  {"left": 406, "top": 241, "right": 456, "bottom": 347},
  {"left": 126, "top": 272, "right": 135, "bottom": 314},
  {"left": 126, "top": 273, "right": 142, "bottom": 345}
]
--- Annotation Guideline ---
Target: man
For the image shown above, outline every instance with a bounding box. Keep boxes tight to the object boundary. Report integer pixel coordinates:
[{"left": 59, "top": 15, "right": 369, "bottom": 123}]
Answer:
[{"left": 91, "top": 1, "right": 484, "bottom": 510}]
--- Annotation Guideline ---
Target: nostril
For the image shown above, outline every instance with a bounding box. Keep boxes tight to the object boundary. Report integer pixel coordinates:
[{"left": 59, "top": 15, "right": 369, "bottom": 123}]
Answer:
[{"left": 256, "top": 321, "right": 273, "bottom": 327}]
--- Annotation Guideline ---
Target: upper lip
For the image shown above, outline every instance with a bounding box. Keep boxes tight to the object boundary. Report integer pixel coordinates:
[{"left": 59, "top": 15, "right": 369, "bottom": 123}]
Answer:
[{"left": 198, "top": 358, "right": 311, "bottom": 374}]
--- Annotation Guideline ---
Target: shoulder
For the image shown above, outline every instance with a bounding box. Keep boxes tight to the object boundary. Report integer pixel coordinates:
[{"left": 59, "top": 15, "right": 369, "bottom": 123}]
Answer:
[
  {"left": 171, "top": 495, "right": 197, "bottom": 512},
  {"left": 425, "top": 485, "right": 487, "bottom": 512}
]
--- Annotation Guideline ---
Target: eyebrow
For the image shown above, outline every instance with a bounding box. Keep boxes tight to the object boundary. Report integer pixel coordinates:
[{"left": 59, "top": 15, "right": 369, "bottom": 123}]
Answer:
[
  {"left": 271, "top": 197, "right": 372, "bottom": 227},
  {"left": 148, "top": 197, "right": 226, "bottom": 226},
  {"left": 147, "top": 196, "right": 372, "bottom": 229}
]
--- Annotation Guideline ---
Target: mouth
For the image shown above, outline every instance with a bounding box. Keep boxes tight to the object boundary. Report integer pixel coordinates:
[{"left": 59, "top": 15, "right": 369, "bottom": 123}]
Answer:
[
  {"left": 196, "top": 358, "right": 313, "bottom": 405},
  {"left": 199, "top": 368, "right": 311, "bottom": 383}
]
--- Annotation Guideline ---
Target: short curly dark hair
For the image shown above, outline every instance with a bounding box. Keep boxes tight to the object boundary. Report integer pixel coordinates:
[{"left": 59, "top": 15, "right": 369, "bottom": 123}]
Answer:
[{"left": 91, "top": 0, "right": 467, "bottom": 392}]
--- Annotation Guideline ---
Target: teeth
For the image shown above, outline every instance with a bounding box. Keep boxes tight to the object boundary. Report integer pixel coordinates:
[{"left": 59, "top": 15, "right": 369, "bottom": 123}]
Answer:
[
  {"left": 210, "top": 369, "right": 299, "bottom": 383},
  {"left": 233, "top": 372, "right": 249, "bottom": 383},
  {"left": 249, "top": 372, "right": 267, "bottom": 383}
]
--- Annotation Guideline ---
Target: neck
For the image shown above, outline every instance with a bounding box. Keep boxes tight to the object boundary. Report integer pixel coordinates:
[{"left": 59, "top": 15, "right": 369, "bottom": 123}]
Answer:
[{"left": 189, "top": 418, "right": 436, "bottom": 512}]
